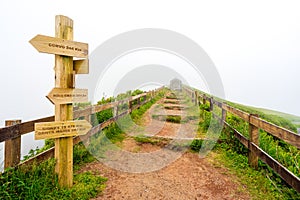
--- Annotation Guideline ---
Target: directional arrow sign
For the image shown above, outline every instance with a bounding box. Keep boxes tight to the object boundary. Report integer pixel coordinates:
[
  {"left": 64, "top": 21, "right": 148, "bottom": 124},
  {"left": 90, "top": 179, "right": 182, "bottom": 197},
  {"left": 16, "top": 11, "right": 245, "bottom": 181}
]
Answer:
[
  {"left": 29, "top": 34, "right": 88, "bottom": 58},
  {"left": 35, "top": 120, "right": 92, "bottom": 140},
  {"left": 47, "top": 88, "right": 88, "bottom": 104}
]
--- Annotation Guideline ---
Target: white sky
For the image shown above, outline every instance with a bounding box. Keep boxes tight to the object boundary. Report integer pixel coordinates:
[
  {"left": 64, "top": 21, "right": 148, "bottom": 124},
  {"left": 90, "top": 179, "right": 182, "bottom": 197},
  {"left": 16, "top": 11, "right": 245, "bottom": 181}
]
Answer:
[{"left": 1, "top": 0, "right": 300, "bottom": 128}]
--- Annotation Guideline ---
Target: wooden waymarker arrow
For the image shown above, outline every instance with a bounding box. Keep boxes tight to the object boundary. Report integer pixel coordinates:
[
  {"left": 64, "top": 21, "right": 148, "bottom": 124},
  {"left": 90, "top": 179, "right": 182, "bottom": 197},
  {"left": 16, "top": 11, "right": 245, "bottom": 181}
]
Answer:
[
  {"left": 29, "top": 34, "right": 88, "bottom": 58},
  {"left": 35, "top": 120, "right": 92, "bottom": 140},
  {"left": 46, "top": 88, "right": 88, "bottom": 104},
  {"left": 74, "top": 59, "right": 89, "bottom": 74}
]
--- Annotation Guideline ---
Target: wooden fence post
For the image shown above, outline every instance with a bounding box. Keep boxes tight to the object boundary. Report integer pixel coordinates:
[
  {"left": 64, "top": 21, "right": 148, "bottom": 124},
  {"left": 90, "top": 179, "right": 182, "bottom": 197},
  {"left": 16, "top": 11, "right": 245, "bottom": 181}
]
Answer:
[
  {"left": 129, "top": 99, "right": 133, "bottom": 113},
  {"left": 195, "top": 91, "right": 198, "bottom": 106},
  {"left": 221, "top": 105, "right": 227, "bottom": 123},
  {"left": 191, "top": 91, "right": 195, "bottom": 103},
  {"left": 248, "top": 114, "right": 259, "bottom": 169},
  {"left": 4, "top": 120, "right": 21, "bottom": 169},
  {"left": 137, "top": 97, "right": 140, "bottom": 107},
  {"left": 203, "top": 94, "right": 206, "bottom": 105},
  {"left": 113, "top": 101, "right": 120, "bottom": 118},
  {"left": 209, "top": 97, "right": 214, "bottom": 111}
]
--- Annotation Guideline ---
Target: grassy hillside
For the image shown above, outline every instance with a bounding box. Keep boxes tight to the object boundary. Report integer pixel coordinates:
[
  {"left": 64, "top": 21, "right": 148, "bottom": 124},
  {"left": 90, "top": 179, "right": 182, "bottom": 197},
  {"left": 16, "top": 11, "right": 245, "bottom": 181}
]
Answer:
[
  {"left": 256, "top": 107, "right": 300, "bottom": 127},
  {"left": 225, "top": 101, "right": 299, "bottom": 132}
]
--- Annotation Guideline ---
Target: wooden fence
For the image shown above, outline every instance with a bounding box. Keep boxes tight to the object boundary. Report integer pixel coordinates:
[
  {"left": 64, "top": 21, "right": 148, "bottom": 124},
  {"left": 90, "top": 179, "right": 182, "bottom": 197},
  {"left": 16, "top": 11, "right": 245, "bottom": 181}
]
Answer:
[
  {"left": 0, "top": 88, "right": 163, "bottom": 169},
  {"left": 183, "top": 86, "right": 300, "bottom": 193}
]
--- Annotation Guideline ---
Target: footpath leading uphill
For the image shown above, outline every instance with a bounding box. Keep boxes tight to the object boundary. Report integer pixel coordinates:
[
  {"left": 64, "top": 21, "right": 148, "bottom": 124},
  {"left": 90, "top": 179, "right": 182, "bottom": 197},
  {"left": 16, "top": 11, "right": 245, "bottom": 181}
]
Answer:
[{"left": 79, "top": 92, "right": 251, "bottom": 200}]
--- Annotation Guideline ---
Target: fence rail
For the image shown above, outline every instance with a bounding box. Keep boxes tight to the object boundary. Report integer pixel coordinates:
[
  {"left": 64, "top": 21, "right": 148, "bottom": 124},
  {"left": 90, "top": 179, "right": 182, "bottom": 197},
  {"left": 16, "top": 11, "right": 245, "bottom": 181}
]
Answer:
[
  {"left": 183, "top": 86, "right": 300, "bottom": 193},
  {"left": 1, "top": 88, "right": 163, "bottom": 169}
]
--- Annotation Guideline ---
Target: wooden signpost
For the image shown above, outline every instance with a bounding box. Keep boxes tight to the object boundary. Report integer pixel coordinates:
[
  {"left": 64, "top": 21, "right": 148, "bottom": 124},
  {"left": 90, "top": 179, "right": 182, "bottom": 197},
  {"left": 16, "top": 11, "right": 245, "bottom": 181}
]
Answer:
[{"left": 30, "top": 15, "right": 90, "bottom": 188}]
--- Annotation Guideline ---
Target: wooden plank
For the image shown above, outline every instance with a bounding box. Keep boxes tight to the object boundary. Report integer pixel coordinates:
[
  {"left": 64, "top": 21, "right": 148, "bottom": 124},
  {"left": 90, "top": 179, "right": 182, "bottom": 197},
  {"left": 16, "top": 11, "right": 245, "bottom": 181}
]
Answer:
[
  {"left": 73, "top": 59, "right": 89, "bottom": 74},
  {"left": 29, "top": 34, "right": 88, "bottom": 58},
  {"left": 18, "top": 146, "right": 55, "bottom": 167},
  {"left": 249, "top": 143, "right": 300, "bottom": 193},
  {"left": 213, "top": 100, "right": 222, "bottom": 108},
  {"left": 222, "top": 104, "right": 250, "bottom": 122},
  {"left": 19, "top": 116, "right": 55, "bottom": 135},
  {"left": 0, "top": 116, "right": 54, "bottom": 142},
  {"left": 35, "top": 120, "right": 92, "bottom": 140},
  {"left": 93, "top": 101, "right": 117, "bottom": 113},
  {"left": 47, "top": 88, "right": 88, "bottom": 104},
  {"left": 0, "top": 122, "right": 20, "bottom": 143},
  {"left": 4, "top": 120, "right": 21, "bottom": 169},
  {"left": 131, "top": 93, "right": 147, "bottom": 101},
  {"left": 250, "top": 116, "right": 300, "bottom": 149},
  {"left": 73, "top": 106, "right": 92, "bottom": 119}
]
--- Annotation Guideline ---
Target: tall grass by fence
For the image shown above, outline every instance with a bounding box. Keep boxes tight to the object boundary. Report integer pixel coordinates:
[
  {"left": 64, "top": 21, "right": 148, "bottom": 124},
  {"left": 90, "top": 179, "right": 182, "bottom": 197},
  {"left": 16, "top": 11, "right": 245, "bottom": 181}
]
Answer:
[{"left": 183, "top": 86, "right": 300, "bottom": 193}]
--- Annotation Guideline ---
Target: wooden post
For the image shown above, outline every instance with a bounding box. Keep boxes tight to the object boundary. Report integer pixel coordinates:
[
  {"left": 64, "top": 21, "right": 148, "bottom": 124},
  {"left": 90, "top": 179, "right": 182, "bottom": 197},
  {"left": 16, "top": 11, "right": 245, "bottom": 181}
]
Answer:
[
  {"left": 137, "top": 97, "right": 140, "bottom": 107},
  {"left": 4, "top": 120, "right": 21, "bottom": 169},
  {"left": 129, "top": 99, "right": 133, "bottom": 113},
  {"left": 54, "top": 15, "right": 74, "bottom": 188},
  {"left": 221, "top": 105, "right": 227, "bottom": 124},
  {"left": 195, "top": 91, "right": 198, "bottom": 106},
  {"left": 203, "top": 94, "right": 206, "bottom": 105},
  {"left": 248, "top": 114, "right": 259, "bottom": 169},
  {"left": 115, "top": 102, "right": 119, "bottom": 117},
  {"left": 209, "top": 97, "right": 213, "bottom": 111}
]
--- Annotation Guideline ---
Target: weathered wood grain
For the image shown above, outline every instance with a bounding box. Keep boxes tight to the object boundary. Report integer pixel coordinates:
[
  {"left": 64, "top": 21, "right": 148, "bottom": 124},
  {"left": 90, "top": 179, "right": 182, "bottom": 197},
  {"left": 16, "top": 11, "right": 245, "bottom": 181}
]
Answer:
[
  {"left": 222, "top": 104, "right": 250, "bottom": 122},
  {"left": 250, "top": 115, "right": 300, "bottom": 149},
  {"left": 4, "top": 120, "right": 21, "bottom": 169}
]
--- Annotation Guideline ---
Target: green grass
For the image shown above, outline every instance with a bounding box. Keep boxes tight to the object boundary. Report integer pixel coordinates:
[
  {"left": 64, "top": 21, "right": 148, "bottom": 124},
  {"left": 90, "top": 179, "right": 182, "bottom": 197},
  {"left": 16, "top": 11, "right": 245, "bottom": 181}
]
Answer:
[
  {"left": 166, "top": 115, "right": 181, "bottom": 123},
  {"left": 226, "top": 101, "right": 298, "bottom": 132},
  {"left": 196, "top": 102, "right": 299, "bottom": 199},
  {"left": 133, "top": 136, "right": 160, "bottom": 145},
  {"left": 223, "top": 111, "right": 300, "bottom": 179},
  {"left": 256, "top": 107, "right": 300, "bottom": 124},
  {"left": 212, "top": 144, "right": 299, "bottom": 200},
  {"left": 0, "top": 143, "right": 107, "bottom": 200},
  {"left": 131, "top": 89, "right": 166, "bottom": 124},
  {"left": 189, "top": 139, "right": 203, "bottom": 152}
]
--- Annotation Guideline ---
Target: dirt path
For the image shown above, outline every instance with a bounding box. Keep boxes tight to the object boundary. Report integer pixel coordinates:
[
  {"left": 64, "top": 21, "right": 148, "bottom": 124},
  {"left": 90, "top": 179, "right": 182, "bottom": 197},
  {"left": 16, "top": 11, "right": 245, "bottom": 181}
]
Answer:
[{"left": 79, "top": 93, "right": 251, "bottom": 199}]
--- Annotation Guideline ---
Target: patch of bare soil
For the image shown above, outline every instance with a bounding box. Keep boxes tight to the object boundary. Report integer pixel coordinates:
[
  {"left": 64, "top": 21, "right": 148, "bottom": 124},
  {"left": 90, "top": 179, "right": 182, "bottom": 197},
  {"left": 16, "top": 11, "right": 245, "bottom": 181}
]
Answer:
[
  {"left": 82, "top": 152, "right": 250, "bottom": 200},
  {"left": 79, "top": 94, "right": 251, "bottom": 199}
]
